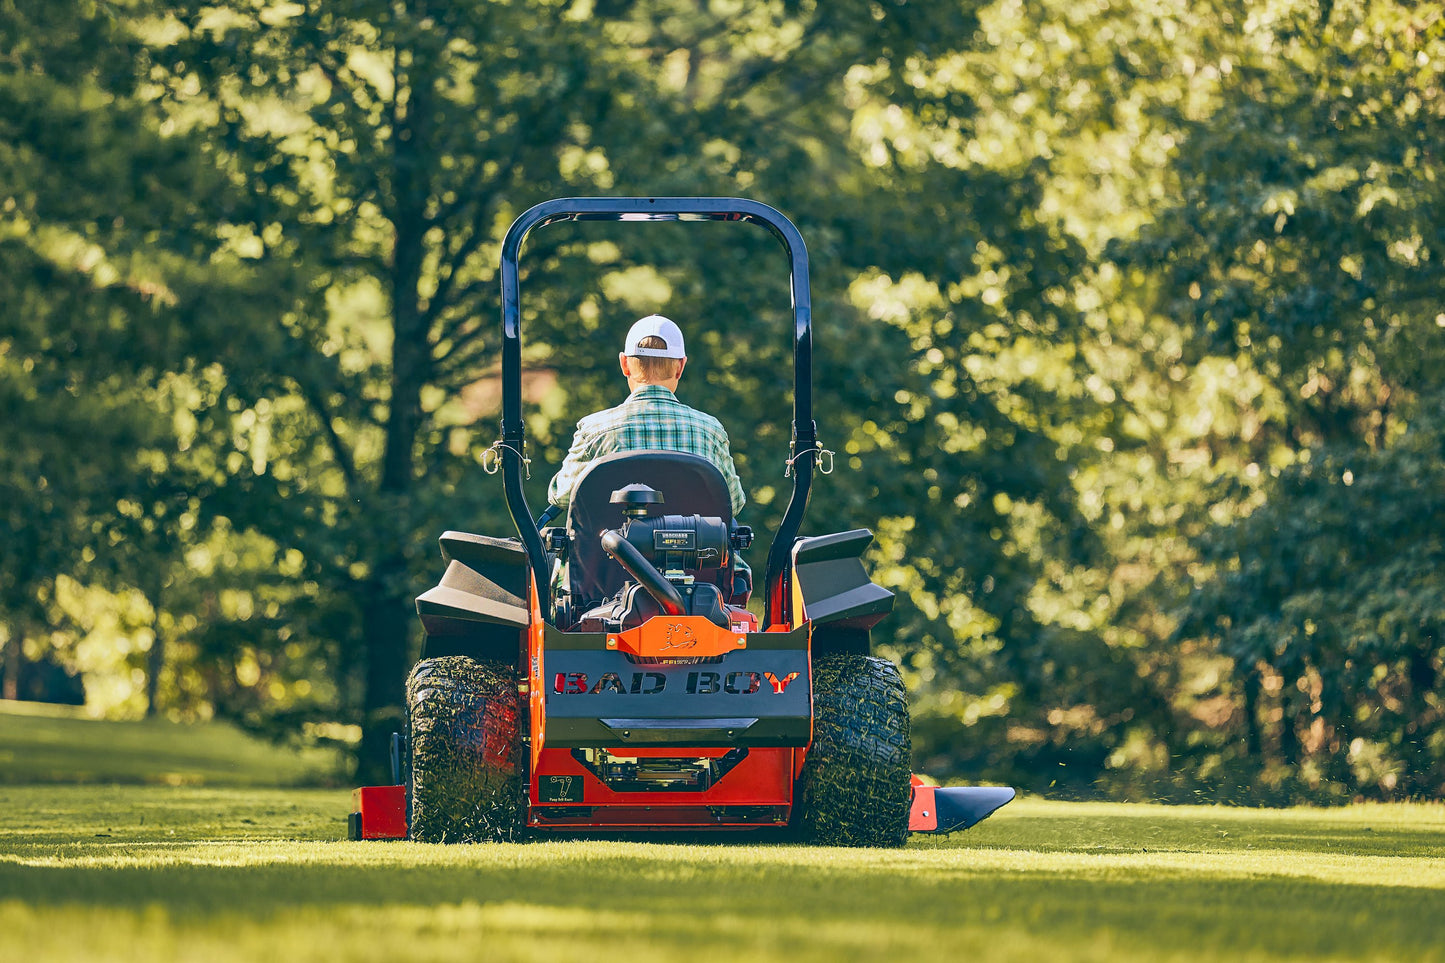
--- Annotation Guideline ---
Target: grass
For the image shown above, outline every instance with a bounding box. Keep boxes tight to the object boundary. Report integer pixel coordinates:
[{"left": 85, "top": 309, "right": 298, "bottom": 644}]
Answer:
[
  {"left": 0, "top": 699, "right": 348, "bottom": 786},
  {"left": 2, "top": 702, "right": 1444, "bottom": 961}
]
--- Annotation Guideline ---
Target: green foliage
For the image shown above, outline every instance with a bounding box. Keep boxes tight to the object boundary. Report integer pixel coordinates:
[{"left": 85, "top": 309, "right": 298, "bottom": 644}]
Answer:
[
  {"left": 1, "top": 0, "right": 211, "bottom": 704},
  {"left": 516, "top": 0, "right": 1151, "bottom": 793},
  {"left": 96, "top": 0, "right": 1128, "bottom": 783},
  {"left": 4, "top": 0, "right": 1444, "bottom": 802},
  {"left": 1121, "top": 0, "right": 1445, "bottom": 440},
  {"left": 1109, "top": 0, "right": 1445, "bottom": 800},
  {"left": 1177, "top": 411, "right": 1445, "bottom": 798}
]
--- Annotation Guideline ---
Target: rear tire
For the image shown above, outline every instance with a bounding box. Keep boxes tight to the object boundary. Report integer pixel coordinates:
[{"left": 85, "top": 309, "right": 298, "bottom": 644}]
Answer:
[
  {"left": 796, "top": 654, "right": 911, "bottom": 847},
  {"left": 406, "top": 656, "right": 524, "bottom": 843}
]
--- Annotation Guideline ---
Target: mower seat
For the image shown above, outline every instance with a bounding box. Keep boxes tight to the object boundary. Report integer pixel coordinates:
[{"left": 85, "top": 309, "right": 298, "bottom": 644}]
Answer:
[{"left": 564, "top": 450, "right": 737, "bottom": 619}]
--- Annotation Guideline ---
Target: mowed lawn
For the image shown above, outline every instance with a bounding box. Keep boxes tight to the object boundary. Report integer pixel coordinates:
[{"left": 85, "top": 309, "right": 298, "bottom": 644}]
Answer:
[
  {"left": 0, "top": 699, "right": 349, "bottom": 786},
  {"left": 2, "top": 703, "right": 1444, "bottom": 962}
]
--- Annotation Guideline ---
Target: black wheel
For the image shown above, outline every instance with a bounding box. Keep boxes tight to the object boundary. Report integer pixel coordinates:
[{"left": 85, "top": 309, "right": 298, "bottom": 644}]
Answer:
[
  {"left": 406, "top": 656, "right": 524, "bottom": 843},
  {"left": 796, "top": 654, "right": 912, "bottom": 847}
]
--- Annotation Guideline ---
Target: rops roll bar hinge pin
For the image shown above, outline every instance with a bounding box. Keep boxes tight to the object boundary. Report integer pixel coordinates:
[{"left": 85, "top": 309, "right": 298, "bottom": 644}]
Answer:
[
  {"left": 481, "top": 440, "right": 531, "bottom": 479},
  {"left": 784, "top": 441, "right": 835, "bottom": 477}
]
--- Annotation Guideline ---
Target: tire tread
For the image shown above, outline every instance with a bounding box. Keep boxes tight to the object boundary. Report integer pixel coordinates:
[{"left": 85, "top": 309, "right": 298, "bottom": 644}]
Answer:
[
  {"left": 796, "top": 654, "right": 912, "bottom": 847},
  {"left": 406, "top": 656, "right": 524, "bottom": 843}
]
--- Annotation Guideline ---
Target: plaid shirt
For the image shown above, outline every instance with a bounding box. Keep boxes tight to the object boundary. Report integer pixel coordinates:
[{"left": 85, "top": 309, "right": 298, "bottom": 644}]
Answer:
[{"left": 547, "top": 385, "right": 745, "bottom": 514}]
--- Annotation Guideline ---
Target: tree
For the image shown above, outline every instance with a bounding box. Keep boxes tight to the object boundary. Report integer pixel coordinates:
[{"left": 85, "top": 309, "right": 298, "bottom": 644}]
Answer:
[
  {"left": 1117, "top": 0, "right": 1445, "bottom": 798},
  {"left": 13, "top": 0, "right": 1304, "bottom": 800},
  {"left": 0, "top": 0, "right": 233, "bottom": 711},
  {"left": 124, "top": 0, "right": 1142, "bottom": 782}
]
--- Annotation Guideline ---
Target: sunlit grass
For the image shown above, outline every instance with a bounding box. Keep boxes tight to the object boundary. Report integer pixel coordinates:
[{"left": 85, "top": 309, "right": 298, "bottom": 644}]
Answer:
[
  {"left": 0, "top": 699, "right": 347, "bottom": 786},
  {"left": 3, "top": 707, "right": 1443, "bottom": 961},
  {"left": 2, "top": 786, "right": 1443, "bottom": 962}
]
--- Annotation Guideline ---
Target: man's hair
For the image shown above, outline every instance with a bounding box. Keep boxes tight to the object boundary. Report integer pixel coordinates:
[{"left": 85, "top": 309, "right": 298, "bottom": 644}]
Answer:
[{"left": 628, "top": 335, "right": 682, "bottom": 380}]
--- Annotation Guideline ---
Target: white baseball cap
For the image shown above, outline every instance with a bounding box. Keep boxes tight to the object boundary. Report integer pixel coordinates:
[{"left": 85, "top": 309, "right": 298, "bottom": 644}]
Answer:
[{"left": 623, "top": 315, "right": 686, "bottom": 359}]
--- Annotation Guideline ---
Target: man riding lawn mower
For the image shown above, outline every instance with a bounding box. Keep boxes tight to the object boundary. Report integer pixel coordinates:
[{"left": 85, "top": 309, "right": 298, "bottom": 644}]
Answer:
[{"left": 348, "top": 197, "right": 1014, "bottom": 845}]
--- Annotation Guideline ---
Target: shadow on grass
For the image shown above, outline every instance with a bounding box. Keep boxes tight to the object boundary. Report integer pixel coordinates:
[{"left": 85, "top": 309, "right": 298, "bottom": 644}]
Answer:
[
  {"left": 3, "top": 843, "right": 1443, "bottom": 961},
  {"left": 3, "top": 788, "right": 1444, "bottom": 961}
]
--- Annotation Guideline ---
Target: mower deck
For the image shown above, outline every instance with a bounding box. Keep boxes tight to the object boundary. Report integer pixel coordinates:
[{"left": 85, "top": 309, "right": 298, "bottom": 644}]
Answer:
[{"left": 348, "top": 774, "right": 1015, "bottom": 840}]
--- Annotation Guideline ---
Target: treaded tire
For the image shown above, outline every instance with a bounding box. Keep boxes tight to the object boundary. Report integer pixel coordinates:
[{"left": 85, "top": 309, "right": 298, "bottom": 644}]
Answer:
[
  {"left": 796, "top": 654, "right": 911, "bottom": 847},
  {"left": 406, "top": 656, "right": 524, "bottom": 843}
]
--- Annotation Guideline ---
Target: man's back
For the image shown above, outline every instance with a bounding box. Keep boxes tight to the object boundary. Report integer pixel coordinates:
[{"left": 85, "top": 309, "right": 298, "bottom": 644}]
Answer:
[{"left": 547, "top": 384, "right": 744, "bottom": 515}]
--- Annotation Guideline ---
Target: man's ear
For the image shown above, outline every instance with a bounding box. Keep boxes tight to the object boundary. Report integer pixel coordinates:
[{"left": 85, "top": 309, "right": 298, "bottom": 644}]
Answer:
[
  {"left": 675, "top": 358, "right": 687, "bottom": 380},
  {"left": 619, "top": 352, "right": 631, "bottom": 377}
]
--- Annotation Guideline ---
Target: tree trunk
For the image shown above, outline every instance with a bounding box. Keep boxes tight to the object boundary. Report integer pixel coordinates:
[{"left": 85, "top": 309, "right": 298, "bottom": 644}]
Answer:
[
  {"left": 1278, "top": 690, "right": 1301, "bottom": 770},
  {"left": 144, "top": 577, "right": 165, "bottom": 718},
  {"left": 1242, "top": 666, "right": 1262, "bottom": 759},
  {"left": 1, "top": 636, "right": 21, "bottom": 701},
  {"left": 354, "top": 261, "right": 428, "bottom": 780},
  {"left": 145, "top": 630, "right": 165, "bottom": 718},
  {"left": 357, "top": 562, "right": 414, "bottom": 783},
  {"left": 355, "top": 58, "right": 432, "bottom": 784}
]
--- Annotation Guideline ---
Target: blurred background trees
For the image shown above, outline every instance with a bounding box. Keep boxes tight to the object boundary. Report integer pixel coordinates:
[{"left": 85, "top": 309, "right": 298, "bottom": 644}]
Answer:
[{"left": 1, "top": 0, "right": 1440, "bottom": 800}]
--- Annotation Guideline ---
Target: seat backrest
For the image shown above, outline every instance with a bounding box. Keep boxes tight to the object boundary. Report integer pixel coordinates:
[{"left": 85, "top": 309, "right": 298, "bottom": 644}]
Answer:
[{"left": 566, "top": 450, "right": 734, "bottom": 608}]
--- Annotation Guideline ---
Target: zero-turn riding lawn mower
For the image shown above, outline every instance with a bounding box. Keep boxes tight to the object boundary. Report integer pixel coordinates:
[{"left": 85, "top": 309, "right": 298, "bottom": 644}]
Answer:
[{"left": 349, "top": 197, "right": 1015, "bottom": 845}]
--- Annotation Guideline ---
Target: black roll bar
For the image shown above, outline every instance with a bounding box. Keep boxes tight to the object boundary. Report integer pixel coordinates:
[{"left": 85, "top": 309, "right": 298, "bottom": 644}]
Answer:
[{"left": 497, "top": 197, "right": 818, "bottom": 629}]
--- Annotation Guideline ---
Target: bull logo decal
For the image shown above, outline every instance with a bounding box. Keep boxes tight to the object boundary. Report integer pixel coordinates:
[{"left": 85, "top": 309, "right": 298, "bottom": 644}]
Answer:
[{"left": 660, "top": 624, "right": 699, "bottom": 650}]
